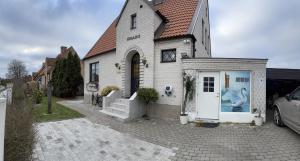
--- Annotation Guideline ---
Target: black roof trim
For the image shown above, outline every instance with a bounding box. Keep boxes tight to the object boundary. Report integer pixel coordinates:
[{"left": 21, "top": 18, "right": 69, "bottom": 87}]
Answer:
[
  {"left": 154, "top": 34, "right": 197, "bottom": 42},
  {"left": 83, "top": 48, "right": 116, "bottom": 61}
]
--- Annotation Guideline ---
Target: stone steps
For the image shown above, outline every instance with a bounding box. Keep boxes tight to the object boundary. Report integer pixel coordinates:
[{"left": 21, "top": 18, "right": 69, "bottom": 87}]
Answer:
[
  {"left": 100, "top": 109, "right": 129, "bottom": 122},
  {"left": 100, "top": 98, "right": 130, "bottom": 122},
  {"left": 111, "top": 102, "right": 128, "bottom": 110},
  {"left": 115, "top": 98, "right": 129, "bottom": 104}
]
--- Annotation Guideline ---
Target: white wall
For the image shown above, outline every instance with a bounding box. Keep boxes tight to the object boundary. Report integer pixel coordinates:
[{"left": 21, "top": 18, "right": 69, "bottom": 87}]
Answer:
[
  {"left": 116, "top": 0, "right": 162, "bottom": 96},
  {"left": 0, "top": 98, "right": 6, "bottom": 161},
  {"left": 182, "top": 58, "right": 268, "bottom": 123},
  {"left": 154, "top": 38, "right": 193, "bottom": 106},
  {"left": 84, "top": 51, "right": 117, "bottom": 103},
  {"left": 188, "top": 0, "right": 211, "bottom": 57}
]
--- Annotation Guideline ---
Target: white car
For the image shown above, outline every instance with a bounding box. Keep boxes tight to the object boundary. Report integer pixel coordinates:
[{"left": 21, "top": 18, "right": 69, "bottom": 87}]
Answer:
[{"left": 273, "top": 87, "right": 300, "bottom": 134}]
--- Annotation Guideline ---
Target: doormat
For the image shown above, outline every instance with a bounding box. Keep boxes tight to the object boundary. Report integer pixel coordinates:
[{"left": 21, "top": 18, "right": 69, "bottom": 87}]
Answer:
[{"left": 195, "top": 122, "right": 220, "bottom": 128}]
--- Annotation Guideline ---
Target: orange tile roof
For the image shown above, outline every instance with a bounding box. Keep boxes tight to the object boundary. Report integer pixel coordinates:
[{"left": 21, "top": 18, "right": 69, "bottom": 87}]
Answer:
[
  {"left": 84, "top": 20, "right": 117, "bottom": 59},
  {"left": 154, "top": 0, "right": 198, "bottom": 39},
  {"left": 84, "top": 0, "right": 198, "bottom": 59}
]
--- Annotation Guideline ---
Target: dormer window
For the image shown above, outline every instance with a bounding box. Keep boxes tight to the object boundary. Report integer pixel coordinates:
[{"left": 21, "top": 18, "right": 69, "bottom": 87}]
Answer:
[{"left": 131, "top": 14, "right": 137, "bottom": 30}]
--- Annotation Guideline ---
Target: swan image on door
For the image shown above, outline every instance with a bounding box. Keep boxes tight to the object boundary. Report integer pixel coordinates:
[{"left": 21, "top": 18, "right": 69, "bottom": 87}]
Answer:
[{"left": 221, "top": 88, "right": 249, "bottom": 112}]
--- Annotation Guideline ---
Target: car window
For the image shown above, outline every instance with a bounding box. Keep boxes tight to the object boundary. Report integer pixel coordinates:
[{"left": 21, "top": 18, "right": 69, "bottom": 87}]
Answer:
[{"left": 292, "top": 88, "right": 300, "bottom": 100}]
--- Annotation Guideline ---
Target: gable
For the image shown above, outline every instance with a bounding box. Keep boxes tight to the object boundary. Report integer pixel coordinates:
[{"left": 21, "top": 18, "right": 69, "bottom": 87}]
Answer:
[
  {"left": 84, "top": 20, "right": 117, "bottom": 59},
  {"left": 84, "top": 0, "right": 199, "bottom": 60}
]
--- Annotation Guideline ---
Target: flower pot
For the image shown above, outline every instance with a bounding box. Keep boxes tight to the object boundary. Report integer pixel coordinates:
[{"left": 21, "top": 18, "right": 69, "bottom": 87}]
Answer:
[
  {"left": 180, "top": 115, "right": 189, "bottom": 125},
  {"left": 254, "top": 117, "right": 263, "bottom": 126}
]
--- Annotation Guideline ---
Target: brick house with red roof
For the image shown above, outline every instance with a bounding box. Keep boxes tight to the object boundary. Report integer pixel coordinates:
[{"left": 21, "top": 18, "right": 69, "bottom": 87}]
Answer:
[
  {"left": 83, "top": 0, "right": 268, "bottom": 124},
  {"left": 34, "top": 46, "right": 80, "bottom": 89}
]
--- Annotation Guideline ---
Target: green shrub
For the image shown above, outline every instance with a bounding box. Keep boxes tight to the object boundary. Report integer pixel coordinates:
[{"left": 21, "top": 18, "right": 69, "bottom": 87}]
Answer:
[
  {"left": 137, "top": 88, "right": 159, "bottom": 105},
  {"left": 5, "top": 79, "right": 36, "bottom": 161},
  {"left": 101, "top": 86, "right": 120, "bottom": 96},
  {"left": 5, "top": 106, "right": 36, "bottom": 161},
  {"left": 33, "top": 89, "right": 43, "bottom": 104}
]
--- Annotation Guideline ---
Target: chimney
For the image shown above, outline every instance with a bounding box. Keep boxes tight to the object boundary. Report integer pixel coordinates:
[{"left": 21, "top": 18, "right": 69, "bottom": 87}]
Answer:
[{"left": 61, "top": 46, "right": 67, "bottom": 54}]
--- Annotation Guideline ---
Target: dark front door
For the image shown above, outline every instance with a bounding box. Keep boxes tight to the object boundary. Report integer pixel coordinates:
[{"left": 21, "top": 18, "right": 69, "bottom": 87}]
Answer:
[{"left": 131, "top": 53, "right": 140, "bottom": 95}]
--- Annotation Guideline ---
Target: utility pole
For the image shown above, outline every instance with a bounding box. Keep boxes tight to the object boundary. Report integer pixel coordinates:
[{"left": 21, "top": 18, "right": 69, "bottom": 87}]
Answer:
[{"left": 47, "top": 82, "right": 52, "bottom": 114}]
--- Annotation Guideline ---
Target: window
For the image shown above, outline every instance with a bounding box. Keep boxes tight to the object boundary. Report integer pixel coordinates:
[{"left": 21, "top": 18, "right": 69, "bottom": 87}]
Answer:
[
  {"left": 205, "top": 28, "right": 207, "bottom": 50},
  {"left": 161, "top": 49, "right": 176, "bottom": 63},
  {"left": 203, "top": 77, "right": 214, "bottom": 92},
  {"left": 202, "top": 19, "right": 205, "bottom": 44},
  {"left": 236, "top": 77, "right": 250, "bottom": 83},
  {"left": 90, "top": 62, "right": 99, "bottom": 82},
  {"left": 291, "top": 88, "right": 300, "bottom": 100},
  {"left": 131, "top": 14, "right": 137, "bottom": 29}
]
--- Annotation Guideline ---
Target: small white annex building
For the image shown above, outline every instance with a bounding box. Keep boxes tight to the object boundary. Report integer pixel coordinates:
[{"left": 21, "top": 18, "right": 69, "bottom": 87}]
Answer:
[{"left": 83, "top": 0, "right": 267, "bottom": 123}]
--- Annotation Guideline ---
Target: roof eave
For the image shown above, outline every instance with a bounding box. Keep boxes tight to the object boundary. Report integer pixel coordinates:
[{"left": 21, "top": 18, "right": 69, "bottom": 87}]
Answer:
[
  {"left": 83, "top": 48, "right": 116, "bottom": 61},
  {"left": 154, "top": 34, "right": 197, "bottom": 42}
]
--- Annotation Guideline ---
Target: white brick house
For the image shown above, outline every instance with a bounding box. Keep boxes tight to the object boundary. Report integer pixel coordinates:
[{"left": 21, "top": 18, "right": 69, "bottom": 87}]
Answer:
[{"left": 83, "top": 0, "right": 267, "bottom": 123}]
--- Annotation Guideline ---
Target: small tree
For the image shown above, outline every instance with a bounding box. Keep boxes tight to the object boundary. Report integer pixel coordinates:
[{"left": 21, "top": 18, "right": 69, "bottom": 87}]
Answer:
[
  {"left": 182, "top": 73, "right": 195, "bottom": 116},
  {"left": 6, "top": 59, "right": 28, "bottom": 80},
  {"left": 137, "top": 88, "right": 159, "bottom": 118}
]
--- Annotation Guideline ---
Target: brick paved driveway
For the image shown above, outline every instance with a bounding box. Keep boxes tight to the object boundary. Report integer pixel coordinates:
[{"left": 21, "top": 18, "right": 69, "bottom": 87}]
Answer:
[
  {"left": 59, "top": 100, "right": 300, "bottom": 161},
  {"left": 34, "top": 118, "right": 174, "bottom": 161}
]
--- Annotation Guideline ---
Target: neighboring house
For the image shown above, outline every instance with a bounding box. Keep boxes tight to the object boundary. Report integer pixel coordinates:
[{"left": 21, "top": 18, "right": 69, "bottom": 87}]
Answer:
[
  {"left": 33, "top": 46, "right": 80, "bottom": 89},
  {"left": 83, "top": 0, "right": 268, "bottom": 123}
]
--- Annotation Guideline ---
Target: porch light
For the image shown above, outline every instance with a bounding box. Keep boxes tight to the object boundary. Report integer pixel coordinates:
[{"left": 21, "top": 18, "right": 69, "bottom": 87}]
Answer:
[
  {"left": 142, "top": 59, "right": 148, "bottom": 68},
  {"left": 114, "top": 63, "right": 121, "bottom": 70}
]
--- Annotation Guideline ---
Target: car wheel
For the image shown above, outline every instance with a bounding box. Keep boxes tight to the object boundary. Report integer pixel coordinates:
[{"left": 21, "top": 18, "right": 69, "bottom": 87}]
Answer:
[{"left": 273, "top": 107, "right": 284, "bottom": 127}]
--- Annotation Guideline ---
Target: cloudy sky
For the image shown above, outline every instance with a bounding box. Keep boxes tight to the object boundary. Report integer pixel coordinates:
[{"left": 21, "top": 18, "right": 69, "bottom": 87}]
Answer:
[{"left": 0, "top": 0, "right": 299, "bottom": 77}]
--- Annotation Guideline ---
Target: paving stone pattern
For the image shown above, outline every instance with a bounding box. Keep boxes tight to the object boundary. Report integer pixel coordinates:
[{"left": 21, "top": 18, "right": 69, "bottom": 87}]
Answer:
[
  {"left": 34, "top": 118, "right": 175, "bottom": 161},
  {"left": 57, "top": 100, "right": 300, "bottom": 161}
]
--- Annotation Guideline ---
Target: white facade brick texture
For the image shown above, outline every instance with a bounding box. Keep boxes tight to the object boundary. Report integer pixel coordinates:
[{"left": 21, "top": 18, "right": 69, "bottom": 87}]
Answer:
[
  {"left": 116, "top": 0, "right": 162, "bottom": 97},
  {"left": 83, "top": 51, "right": 117, "bottom": 103},
  {"left": 154, "top": 38, "right": 192, "bottom": 106}
]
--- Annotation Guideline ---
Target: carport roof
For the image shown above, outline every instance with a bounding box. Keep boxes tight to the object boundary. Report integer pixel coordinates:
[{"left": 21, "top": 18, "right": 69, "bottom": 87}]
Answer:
[{"left": 267, "top": 68, "right": 300, "bottom": 80}]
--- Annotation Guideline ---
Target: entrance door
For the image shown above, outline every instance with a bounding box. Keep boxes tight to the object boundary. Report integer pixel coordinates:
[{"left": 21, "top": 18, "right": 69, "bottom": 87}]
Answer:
[
  {"left": 131, "top": 53, "right": 140, "bottom": 95},
  {"left": 197, "top": 72, "right": 220, "bottom": 120}
]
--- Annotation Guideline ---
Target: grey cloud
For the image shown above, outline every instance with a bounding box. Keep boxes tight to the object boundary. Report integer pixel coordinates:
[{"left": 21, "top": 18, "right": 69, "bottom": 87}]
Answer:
[
  {"left": 0, "top": 0, "right": 299, "bottom": 77},
  {"left": 210, "top": 0, "right": 300, "bottom": 69},
  {"left": 0, "top": 0, "right": 124, "bottom": 77}
]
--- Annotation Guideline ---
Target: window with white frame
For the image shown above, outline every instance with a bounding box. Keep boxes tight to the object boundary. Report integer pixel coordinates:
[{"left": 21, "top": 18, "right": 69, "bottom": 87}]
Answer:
[
  {"left": 203, "top": 77, "right": 215, "bottom": 92},
  {"left": 90, "top": 62, "right": 99, "bottom": 82}
]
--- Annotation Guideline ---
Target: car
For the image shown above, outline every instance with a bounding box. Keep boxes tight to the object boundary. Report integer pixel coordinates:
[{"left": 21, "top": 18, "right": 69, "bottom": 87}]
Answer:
[{"left": 273, "top": 87, "right": 300, "bottom": 134}]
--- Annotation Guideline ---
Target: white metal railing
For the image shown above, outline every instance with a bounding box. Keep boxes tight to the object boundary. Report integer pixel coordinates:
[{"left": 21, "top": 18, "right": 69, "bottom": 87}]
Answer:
[
  {"left": 0, "top": 98, "right": 6, "bottom": 161},
  {"left": 0, "top": 89, "right": 6, "bottom": 99}
]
